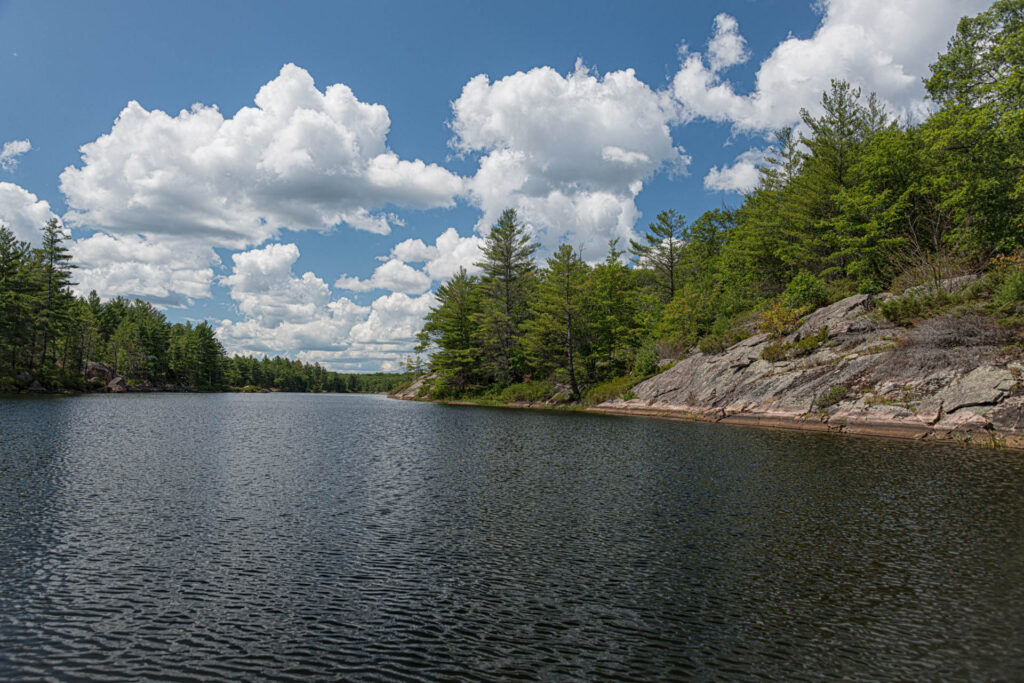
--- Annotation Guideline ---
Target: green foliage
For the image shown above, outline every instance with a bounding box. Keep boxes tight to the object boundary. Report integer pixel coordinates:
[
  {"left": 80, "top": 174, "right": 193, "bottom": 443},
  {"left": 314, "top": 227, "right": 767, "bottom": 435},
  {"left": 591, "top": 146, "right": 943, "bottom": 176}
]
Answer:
[
  {"left": 582, "top": 374, "right": 647, "bottom": 406},
  {"left": 761, "top": 327, "right": 830, "bottom": 362},
  {"left": 417, "top": 267, "right": 483, "bottom": 396},
  {"left": 995, "top": 269, "right": 1024, "bottom": 309},
  {"left": 878, "top": 290, "right": 956, "bottom": 325},
  {"left": 523, "top": 244, "right": 592, "bottom": 399},
  {"left": 924, "top": 0, "right": 1024, "bottom": 253},
  {"left": 475, "top": 208, "right": 538, "bottom": 385},
  {"left": 629, "top": 209, "right": 687, "bottom": 302},
  {"left": 698, "top": 328, "right": 749, "bottom": 355},
  {"left": 816, "top": 385, "right": 849, "bottom": 409},
  {"left": 498, "top": 382, "right": 554, "bottom": 403},
  {"left": 783, "top": 271, "right": 830, "bottom": 310},
  {"left": 631, "top": 343, "right": 659, "bottom": 376},
  {"left": 757, "top": 299, "right": 806, "bottom": 338}
]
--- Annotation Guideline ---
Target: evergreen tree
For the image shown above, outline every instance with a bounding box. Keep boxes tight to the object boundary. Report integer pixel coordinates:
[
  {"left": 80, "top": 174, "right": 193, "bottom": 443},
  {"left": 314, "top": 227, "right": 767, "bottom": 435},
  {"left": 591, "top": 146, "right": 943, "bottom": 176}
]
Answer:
[
  {"left": 475, "top": 208, "right": 538, "bottom": 384},
  {"left": 0, "top": 226, "right": 32, "bottom": 376},
  {"left": 36, "top": 219, "right": 76, "bottom": 371},
  {"left": 629, "top": 209, "right": 686, "bottom": 302},
  {"left": 524, "top": 245, "right": 592, "bottom": 398},
  {"left": 417, "top": 267, "right": 483, "bottom": 396}
]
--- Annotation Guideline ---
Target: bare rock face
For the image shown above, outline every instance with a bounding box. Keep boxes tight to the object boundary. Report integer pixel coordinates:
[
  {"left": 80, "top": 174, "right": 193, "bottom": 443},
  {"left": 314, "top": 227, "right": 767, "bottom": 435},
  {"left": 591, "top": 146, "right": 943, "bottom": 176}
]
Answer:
[
  {"left": 83, "top": 361, "right": 115, "bottom": 384},
  {"left": 595, "top": 293, "right": 1024, "bottom": 448},
  {"left": 107, "top": 376, "right": 127, "bottom": 393},
  {"left": 391, "top": 374, "right": 432, "bottom": 400}
]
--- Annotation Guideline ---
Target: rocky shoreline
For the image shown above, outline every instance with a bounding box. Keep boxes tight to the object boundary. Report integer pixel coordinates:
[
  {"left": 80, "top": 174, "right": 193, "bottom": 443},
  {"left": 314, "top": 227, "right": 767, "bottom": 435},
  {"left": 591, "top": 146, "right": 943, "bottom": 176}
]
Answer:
[
  {"left": 395, "top": 292, "right": 1024, "bottom": 450},
  {"left": 593, "top": 293, "right": 1024, "bottom": 449}
]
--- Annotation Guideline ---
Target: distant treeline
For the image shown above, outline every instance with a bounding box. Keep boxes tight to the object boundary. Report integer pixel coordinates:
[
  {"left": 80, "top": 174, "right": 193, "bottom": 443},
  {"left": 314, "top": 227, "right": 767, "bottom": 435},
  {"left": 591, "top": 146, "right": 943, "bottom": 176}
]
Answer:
[
  {"left": 416, "top": 2, "right": 1024, "bottom": 402},
  {"left": 0, "top": 221, "right": 406, "bottom": 393}
]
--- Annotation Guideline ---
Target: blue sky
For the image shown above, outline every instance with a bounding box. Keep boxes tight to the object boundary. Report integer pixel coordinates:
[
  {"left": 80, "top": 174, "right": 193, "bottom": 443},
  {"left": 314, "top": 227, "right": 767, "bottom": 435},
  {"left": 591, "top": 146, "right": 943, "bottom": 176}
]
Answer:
[{"left": 0, "top": 0, "right": 989, "bottom": 370}]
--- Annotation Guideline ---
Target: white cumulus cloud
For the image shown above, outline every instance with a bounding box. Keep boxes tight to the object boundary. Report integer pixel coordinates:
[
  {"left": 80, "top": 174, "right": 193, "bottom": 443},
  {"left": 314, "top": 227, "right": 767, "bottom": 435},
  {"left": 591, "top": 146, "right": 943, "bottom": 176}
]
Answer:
[
  {"left": 703, "top": 148, "right": 767, "bottom": 194},
  {"left": 0, "top": 139, "right": 31, "bottom": 171},
  {"left": 217, "top": 242, "right": 437, "bottom": 371},
  {"left": 452, "top": 60, "right": 688, "bottom": 260},
  {"left": 707, "top": 13, "right": 750, "bottom": 72},
  {"left": 389, "top": 227, "right": 484, "bottom": 281},
  {"left": 0, "top": 181, "right": 57, "bottom": 243},
  {"left": 335, "top": 259, "right": 432, "bottom": 295},
  {"left": 72, "top": 233, "right": 217, "bottom": 306},
  {"left": 672, "top": 0, "right": 990, "bottom": 133},
  {"left": 54, "top": 63, "right": 465, "bottom": 305}
]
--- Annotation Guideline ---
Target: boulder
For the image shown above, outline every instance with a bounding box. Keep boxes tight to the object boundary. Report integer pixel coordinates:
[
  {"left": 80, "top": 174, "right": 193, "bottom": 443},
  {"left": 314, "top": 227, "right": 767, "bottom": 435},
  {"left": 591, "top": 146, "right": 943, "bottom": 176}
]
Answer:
[
  {"left": 107, "top": 376, "right": 127, "bottom": 393},
  {"left": 28, "top": 380, "right": 46, "bottom": 393},
  {"left": 83, "top": 361, "right": 115, "bottom": 384}
]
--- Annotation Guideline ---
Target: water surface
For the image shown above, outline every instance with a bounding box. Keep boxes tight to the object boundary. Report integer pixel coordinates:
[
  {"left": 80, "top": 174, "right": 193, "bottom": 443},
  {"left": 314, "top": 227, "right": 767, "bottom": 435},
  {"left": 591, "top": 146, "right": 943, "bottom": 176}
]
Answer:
[{"left": 1, "top": 393, "right": 1022, "bottom": 680}]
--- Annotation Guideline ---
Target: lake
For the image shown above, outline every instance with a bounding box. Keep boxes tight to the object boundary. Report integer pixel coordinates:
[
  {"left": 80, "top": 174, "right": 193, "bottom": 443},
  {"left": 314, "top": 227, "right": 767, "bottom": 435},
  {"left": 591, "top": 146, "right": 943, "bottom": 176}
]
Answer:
[{"left": 1, "top": 392, "right": 1022, "bottom": 680}]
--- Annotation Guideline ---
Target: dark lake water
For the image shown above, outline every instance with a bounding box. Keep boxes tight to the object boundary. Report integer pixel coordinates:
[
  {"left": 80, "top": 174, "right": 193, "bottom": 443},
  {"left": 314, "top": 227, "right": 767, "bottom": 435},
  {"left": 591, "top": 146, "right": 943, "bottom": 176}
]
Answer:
[{"left": 1, "top": 393, "right": 1022, "bottom": 680}]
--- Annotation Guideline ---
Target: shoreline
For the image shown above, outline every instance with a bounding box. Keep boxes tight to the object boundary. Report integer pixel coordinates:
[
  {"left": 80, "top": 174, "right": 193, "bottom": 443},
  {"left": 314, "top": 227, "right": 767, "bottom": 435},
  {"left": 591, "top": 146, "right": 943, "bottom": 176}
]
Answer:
[{"left": 392, "top": 393, "right": 1024, "bottom": 451}]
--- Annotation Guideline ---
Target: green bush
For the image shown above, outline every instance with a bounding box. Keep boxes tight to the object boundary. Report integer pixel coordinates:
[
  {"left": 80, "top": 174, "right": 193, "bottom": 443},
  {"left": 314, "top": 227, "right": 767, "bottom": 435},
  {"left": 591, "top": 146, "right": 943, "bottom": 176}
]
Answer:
[
  {"left": 582, "top": 374, "right": 644, "bottom": 405},
  {"left": 757, "top": 299, "right": 806, "bottom": 338},
  {"left": 632, "top": 343, "right": 659, "bottom": 376},
  {"left": 816, "top": 385, "right": 848, "bottom": 408},
  {"left": 995, "top": 269, "right": 1024, "bottom": 309},
  {"left": 790, "top": 327, "right": 829, "bottom": 357},
  {"left": 498, "top": 382, "right": 553, "bottom": 403},
  {"left": 784, "top": 270, "right": 830, "bottom": 310},
  {"left": 761, "top": 342, "right": 786, "bottom": 362},
  {"left": 698, "top": 328, "right": 749, "bottom": 354},
  {"left": 760, "top": 327, "right": 829, "bottom": 362},
  {"left": 858, "top": 278, "right": 882, "bottom": 295},
  {"left": 878, "top": 291, "right": 955, "bottom": 325}
]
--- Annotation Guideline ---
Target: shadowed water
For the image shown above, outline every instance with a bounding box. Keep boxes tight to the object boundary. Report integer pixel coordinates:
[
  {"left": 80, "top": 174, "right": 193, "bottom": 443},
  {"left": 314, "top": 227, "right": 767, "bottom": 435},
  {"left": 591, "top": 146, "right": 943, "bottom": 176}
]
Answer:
[{"left": 1, "top": 393, "right": 1022, "bottom": 680}]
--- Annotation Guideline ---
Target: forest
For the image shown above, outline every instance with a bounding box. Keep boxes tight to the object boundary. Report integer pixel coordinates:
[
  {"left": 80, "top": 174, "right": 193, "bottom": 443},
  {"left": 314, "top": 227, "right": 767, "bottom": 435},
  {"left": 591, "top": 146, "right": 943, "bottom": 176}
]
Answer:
[
  {"left": 0, "top": 219, "right": 406, "bottom": 394},
  {"left": 414, "top": 1, "right": 1024, "bottom": 403}
]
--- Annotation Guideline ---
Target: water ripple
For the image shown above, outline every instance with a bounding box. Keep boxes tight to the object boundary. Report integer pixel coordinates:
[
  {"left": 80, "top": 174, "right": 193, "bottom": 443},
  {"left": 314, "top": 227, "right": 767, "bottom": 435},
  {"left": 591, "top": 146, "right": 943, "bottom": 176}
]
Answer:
[{"left": 1, "top": 393, "right": 1023, "bottom": 680}]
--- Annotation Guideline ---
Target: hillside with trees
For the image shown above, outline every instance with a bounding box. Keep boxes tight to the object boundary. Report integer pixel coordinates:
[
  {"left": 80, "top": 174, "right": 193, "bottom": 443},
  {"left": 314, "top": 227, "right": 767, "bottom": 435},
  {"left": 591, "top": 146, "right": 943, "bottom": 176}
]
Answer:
[{"left": 413, "top": 0, "right": 1024, "bottom": 404}]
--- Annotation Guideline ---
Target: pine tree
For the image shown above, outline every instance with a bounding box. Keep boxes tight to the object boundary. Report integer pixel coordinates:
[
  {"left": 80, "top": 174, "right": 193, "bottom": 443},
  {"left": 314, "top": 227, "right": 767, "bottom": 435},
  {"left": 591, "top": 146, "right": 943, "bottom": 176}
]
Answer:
[
  {"left": 475, "top": 208, "right": 538, "bottom": 384},
  {"left": 629, "top": 209, "right": 686, "bottom": 302},
  {"left": 35, "top": 218, "right": 76, "bottom": 369},
  {"left": 524, "top": 245, "right": 592, "bottom": 398},
  {"left": 0, "top": 225, "right": 33, "bottom": 376},
  {"left": 417, "top": 266, "right": 483, "bottom": 396}
]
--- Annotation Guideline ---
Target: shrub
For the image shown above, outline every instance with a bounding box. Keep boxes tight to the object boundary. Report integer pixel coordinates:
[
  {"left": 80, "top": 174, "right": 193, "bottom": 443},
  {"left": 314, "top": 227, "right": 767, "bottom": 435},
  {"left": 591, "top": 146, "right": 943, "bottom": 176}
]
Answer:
[
  {"left": 632, "top": 343, "right": 659, "bottom": 376},
  {"left": 757, "top": 299, "right": 806, "bottom": 338},
  {"left": 816, "top": 385, "right": 848, "bottom": 408},
  {"left": 760, "top": 327, "right": 829, "bottom": 362},
  {"left": 878, "top": 290, "right": 955, "bottom": 325},
  {"left": 499, "top": 382, "right": 553, "bottom": 403},
  {"left": 761, "top": 342, "right": 786, "bottom": 363},
  {"left": 790, "top": 327, "right": 829, "bottom": 357},
  {"left": 784, "top": 270, "right": 830, "bottom": 310},
  {"left": 582, "top": 374, "right": 644, "bottom": 405},
  {"left": 995, "top": 269, "right": 1024, "bottom": 309},
  {"left": 858, "top": 278, "right": 882, "bottom": 295},
  {"left": 698, "top": 328, "right": 749, "bottom": 354}
]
